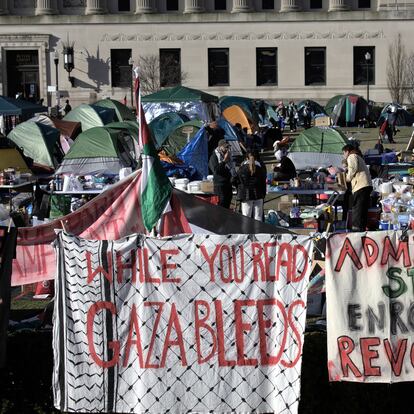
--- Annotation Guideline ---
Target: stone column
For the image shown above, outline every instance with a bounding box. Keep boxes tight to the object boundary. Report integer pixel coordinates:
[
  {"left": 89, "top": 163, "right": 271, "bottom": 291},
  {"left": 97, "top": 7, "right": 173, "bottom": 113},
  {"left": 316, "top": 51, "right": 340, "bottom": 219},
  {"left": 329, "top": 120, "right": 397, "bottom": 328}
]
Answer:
[
  {"left": 35, "top": 0, "right": 57, "bottom": 15},
  {"left": 231, "top": 0, "right": 251, "bottom": 12},
  {"left": 328, "top": 0, "right": 349, "bottom": 11},
  {"left": 135, "top": 0, "right": 156, "bottom": 13},
  {"left": 184, "top": 0, "right": 204, "bottom": 13},
  {"left": 85, "top": 0, "right": 107, "bottom": 14},
  {"left": 280, "top": 0, "right": 301, "bottom": 12}
]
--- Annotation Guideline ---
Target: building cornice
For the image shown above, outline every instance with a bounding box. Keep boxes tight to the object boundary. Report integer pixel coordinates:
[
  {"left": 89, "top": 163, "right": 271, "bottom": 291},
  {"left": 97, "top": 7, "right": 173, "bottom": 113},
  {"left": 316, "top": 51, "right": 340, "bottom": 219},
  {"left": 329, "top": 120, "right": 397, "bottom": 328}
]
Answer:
[{"left": 0, "top": 10, "right": 413, "bottom": 24}]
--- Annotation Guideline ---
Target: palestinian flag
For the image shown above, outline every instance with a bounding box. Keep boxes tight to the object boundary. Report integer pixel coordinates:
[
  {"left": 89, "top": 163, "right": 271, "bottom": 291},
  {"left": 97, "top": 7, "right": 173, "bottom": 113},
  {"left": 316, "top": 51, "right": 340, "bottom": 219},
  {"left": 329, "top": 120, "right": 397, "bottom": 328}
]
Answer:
[
  {"left": 345, "top": 95, "right": 359, "bottom": 124},
  {"left": 134, "top": 75, "right": 172, "bottom": 231}
]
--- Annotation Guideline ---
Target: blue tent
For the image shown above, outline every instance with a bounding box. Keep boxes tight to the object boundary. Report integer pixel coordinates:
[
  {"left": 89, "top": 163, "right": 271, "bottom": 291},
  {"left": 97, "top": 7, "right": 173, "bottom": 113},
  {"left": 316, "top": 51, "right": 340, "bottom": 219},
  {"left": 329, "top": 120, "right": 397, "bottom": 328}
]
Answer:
[
  {"left": 149, "top": 112, "right": 189, "bottom": 148},
  {"left": 177, "top": 126, "right": 208, "bottom": 179}
]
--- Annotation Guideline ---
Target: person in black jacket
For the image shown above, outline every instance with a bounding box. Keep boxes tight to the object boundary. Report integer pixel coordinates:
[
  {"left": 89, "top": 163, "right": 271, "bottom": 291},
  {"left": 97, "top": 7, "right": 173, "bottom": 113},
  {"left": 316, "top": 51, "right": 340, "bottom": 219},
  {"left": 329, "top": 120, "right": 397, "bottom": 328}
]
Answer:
[
  {"left": 209, "top": 139, "right": 235, "bottom": 208},
  {"left": 273, "top": 145, "right": 297, "bottom": 181},
  {"left": 236, "top": 151, "right": 267, "bottom": 221}
]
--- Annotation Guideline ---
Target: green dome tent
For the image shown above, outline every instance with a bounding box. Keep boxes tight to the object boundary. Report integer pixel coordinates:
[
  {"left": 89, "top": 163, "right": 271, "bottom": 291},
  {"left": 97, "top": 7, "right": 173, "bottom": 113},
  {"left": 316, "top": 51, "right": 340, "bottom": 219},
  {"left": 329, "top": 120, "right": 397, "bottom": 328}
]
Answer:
[
  {"left": 288, "top": 126, "right": 348, "bottom": 170},
  {"left": 149, "top": 112, "right": 189, "bottom": 148},
  {"left": 94, "top": 98, "right": 136, "bottom": 122},
  {"left": 63, "top": 104, "right": 115, "bottom": 131},
  {"left": 106, "top": 120, "right": 140, "bottom": 142},
  {"left": 57, "top": 126, "right": 136, "bottom": 175},
  {"left": 325, "top": 95, "right": 343, "bottom": 116},
  {"left": 8, "top": 121, "right": 62, "bottom": 169},
  {"left": 162, "top": 120, "right": 203, "bottom": 155}
]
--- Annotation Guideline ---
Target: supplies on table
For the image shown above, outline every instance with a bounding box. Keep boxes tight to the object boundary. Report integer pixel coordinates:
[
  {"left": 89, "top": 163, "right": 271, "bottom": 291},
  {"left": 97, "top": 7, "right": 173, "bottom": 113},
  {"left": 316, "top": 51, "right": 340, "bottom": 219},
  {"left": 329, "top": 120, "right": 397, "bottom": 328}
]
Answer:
[
  {"left": 174, "top": 178, "right": 189, "bottom": 191},
  {"left": 0, "top": 168, "right": 32, "bottom": 185},
  {"left": 379, "top": 190, "right": 414, "bottom": 229},
  {"left": 187, "top": 180, "right": 202, "bottom": 193}
]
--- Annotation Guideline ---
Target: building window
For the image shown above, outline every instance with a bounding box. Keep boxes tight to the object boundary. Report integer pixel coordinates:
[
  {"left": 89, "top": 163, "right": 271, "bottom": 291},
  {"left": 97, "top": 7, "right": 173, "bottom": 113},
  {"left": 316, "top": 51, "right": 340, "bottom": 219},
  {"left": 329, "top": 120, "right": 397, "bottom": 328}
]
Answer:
[
  {"left": 166, "top": 0, "right": 178, "bottom": 10},
  {"left": 214, "top": 0, "right": 226, "bottom": 10},
  {"left": 262, "top": 0, "right": 274, "bottom": 9},
  {"left": 353, "top": 46, "right": 375, "bottom": 85},
  {"left": 310, "top": 0, "right": 322, "bottom": 8},
  {"left": 160, "top": 49, "right": 181, "bottom": 87},
  {"left": 208, "top": 48, "right": 229, "bottom": 86},
  {"left": 256, "top": 48, "right": 277, "bottom": 86},
  {"left": 305, "top": 47, "right": 326, "bottom": 86},
  {"left": 358, "top": 0, "right": 370, "bottom": 7},
  {"left": 111, "top": 49, "right": 132, "bottom": 88},
  {"left": 118, "top": 0, "right": 130, "bottom": 11}
]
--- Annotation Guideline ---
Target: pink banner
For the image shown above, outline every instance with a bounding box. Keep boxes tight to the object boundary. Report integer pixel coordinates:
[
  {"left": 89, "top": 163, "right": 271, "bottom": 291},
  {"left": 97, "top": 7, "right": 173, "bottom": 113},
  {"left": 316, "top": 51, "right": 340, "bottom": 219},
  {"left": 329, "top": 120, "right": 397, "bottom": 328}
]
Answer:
[{"left": 12, "top": 172, "right": 189, "bottom": 286}]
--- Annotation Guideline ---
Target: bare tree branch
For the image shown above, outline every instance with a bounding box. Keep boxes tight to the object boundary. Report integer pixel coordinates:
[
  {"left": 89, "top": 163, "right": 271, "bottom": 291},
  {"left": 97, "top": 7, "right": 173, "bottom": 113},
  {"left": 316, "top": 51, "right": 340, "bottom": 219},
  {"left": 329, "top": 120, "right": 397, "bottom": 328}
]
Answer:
[
  {"left": 386, "top": 33, "right": 408, "bottom": 104},
  {"left": 406, "top": 53, "right": 414, "bottom": 105},
  {"left": 137, "top": 54, "right": 187, "bottom": 95}
]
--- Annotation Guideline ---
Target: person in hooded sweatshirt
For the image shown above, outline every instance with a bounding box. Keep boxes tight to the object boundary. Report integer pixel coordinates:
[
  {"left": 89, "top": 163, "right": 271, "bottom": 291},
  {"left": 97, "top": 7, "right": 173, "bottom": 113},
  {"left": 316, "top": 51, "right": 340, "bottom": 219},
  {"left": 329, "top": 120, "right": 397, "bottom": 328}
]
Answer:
[{"left": 236, "top": 151, "right": 267, "bottom": 221}]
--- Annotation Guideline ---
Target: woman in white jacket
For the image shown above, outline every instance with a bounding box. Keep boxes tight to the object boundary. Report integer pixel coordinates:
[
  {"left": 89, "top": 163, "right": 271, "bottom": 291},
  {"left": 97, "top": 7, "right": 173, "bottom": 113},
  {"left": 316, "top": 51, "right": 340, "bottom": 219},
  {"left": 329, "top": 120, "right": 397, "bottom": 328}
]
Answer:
[{"left": 342, "top": 144, "right": 373, "bottom": 232}]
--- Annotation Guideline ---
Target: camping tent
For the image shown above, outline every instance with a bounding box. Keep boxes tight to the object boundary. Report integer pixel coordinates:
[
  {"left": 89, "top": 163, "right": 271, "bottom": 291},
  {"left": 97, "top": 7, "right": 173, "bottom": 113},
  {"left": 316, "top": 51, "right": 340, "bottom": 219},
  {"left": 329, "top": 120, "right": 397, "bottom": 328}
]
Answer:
[
  {"left": 8, "top": 121, "right": 62, "bottom": 169},
  {"left": 0, "top": 139, "right": 32, "bottom": 173},
  {"left": 222, "top": 105, "right": 256, "bottom": 134},
  {"left": 378, "top": 103, "right": 414, "bottom": 127},
  {"left": 63, "top": 104, "right": 115, "bottom": 131},
  {"left": 57, "top": 127, "right": 137, "bottom": 175},
  {"left": 162, "top": 120, "right": 203, "bottom": 155},
  {"left": 0, "top": 96, "right": 47, "bottom": 117},
  {"left": 149, "top": 112, "right": 189, "bottom": 148},
  {"left": 330, "top": 94, "right": 369, "bottom": 126},
  {"left": 94, "top": 98, "right": 136, "bottom": 122},
  {"left": 216, "top": 118, "right": 243, "bottom": 156},
  {"left": 142, "top": 86, "right": 219, "bottom": 122},
  {"left": 288, "top": 126, "right": 348, "bottom": 169},
  {"left": 106, "top": 120, "right": 140, "bottom": 142},
  {"left": 219, "top": 96, "right": 254, "bottom": 115},
  {"left": 297, "top": 100, "right": 326, "bottom": 125},
  {"left": 324, "top": 95, "right": 343, "bottom": 116}
]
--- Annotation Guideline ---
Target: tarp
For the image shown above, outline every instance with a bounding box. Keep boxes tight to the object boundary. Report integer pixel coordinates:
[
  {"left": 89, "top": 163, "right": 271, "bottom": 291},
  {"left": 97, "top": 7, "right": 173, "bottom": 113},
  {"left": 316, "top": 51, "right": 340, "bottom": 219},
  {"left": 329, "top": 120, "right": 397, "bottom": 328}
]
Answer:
[
  {"left": 223, "top": 105, "right": 256, "bottom": 134},
  {"left": 177, "top": 126, "right": 208, "bottom": 179},
  {"left": 149, "top": 112, "right": 189, "bottom": 148},
  {"left": 53, "top": 231, "right": 311, "bottom": 414},
  {"left": 57, "top": 126, "right": 136, "bottom": 175},
  {"left": 288, "top": 126, "right": 348, "bottom": 170},
  {"left": 30, "top": 114, "right": 81, "bottom": 141},
  {"left": 326, "top": 231, "right": 414, "bottom": 383},
  {"left": 162, "top": 120, "right": 203, "bottom": 155},
  {"left": 63, "top": 104, "right": 115, "bottom": 131},
  {"left": 330, "top": 94, "right": 369, "bottom": 127},
  {"left": 12, "top": 170, "right": 288, "bottom": 286},
  {"left": 94, "top": 98, "right": 136, "bottom": 122},
  {"left": 378, "top": 103, "right": 414, "bottom": 127},
  {"left": 142, "top": 86, "right": 218, "bottom": 103},
  {"left": 0, "top": 96, "right": 47, "bottom": 117},
  {"left": 8, "top": 121, "right": 61, "bottom": 168}
]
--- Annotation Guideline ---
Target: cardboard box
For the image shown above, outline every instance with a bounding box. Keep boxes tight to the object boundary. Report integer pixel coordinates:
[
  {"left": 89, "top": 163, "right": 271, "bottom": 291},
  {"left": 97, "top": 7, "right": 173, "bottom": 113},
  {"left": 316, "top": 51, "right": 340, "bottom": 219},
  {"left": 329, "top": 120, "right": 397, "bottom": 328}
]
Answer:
[{"left": 200, "top": 181, "right": 214, "bottom": 193}]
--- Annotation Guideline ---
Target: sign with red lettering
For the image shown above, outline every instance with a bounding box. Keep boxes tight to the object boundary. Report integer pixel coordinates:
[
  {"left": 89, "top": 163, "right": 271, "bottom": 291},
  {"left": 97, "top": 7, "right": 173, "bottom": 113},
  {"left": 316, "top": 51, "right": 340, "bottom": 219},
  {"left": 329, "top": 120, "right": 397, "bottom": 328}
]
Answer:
[
  {"left": 326, "top": 231, "right": 414, "bottom": 383},
  {"left": 53, "top": 232, "right": 312, "bottom": 413}
]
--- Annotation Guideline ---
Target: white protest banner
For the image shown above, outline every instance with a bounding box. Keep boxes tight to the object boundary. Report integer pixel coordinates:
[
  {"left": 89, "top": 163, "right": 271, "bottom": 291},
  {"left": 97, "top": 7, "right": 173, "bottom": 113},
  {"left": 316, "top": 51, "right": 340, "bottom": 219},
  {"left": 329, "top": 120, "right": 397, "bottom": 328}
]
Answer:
[
  {"left": 53, "top": 232, "right": 312, "bottom": 414},
  {"left": 326, "top": 230, "right": 414, "bottom": 383}
]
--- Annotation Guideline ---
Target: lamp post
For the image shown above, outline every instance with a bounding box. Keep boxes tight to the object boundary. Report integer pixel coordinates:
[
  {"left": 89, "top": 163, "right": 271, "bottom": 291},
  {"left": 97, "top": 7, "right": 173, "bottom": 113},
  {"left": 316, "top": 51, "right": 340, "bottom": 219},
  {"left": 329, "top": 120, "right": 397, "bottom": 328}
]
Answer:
[
  {"left": 53, "top": 50, "right": 60, "bottom": 113},
  {"left": 63, "top": 43, "right": 75, "bottom": 87},
  {"left": 128, "top": 56, "right": 134, "bottom": 108},
  {"left": 365, "top": 51, "right": 371, "bottom": 103}
]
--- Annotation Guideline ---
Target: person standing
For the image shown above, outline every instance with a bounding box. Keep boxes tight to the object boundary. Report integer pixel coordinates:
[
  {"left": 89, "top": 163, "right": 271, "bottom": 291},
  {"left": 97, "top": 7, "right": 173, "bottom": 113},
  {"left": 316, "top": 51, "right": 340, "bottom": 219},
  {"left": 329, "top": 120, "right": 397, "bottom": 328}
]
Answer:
[
  {"left": 236, "top": 151, "right": 267, "bottom": 221},
  {"left": 303, "top": 101, "right": 312, "bottom": 129},
  {"left": 288, "top": 101, "right": 298, "bottom": 132},
  {"left": 63, "top": 99, "right": 72, "bottom": 116},
  {"left": 209, "top": 139, "right": 235, "bottom": 209},
  {"left": 342, "top": 144, "right": 373, "bottom": 232}
]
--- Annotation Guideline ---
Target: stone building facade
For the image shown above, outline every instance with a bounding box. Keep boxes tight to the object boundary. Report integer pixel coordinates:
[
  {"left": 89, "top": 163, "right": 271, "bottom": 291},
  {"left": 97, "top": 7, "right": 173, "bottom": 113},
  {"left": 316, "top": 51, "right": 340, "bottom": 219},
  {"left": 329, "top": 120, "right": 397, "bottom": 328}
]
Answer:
[{"left": 0, "top": 0, "right": 413, "bottom": 106}]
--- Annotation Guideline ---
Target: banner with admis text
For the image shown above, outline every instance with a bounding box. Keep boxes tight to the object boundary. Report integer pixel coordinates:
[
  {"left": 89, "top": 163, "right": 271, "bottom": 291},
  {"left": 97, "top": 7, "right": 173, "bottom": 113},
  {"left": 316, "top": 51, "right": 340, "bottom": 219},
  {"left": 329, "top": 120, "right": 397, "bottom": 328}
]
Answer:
[
  {"left": 53, "top": 232, "right": 312, "bottom": 413},
  {"left": 326, "top": 231, "right": 414, "bottom": 383}
]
